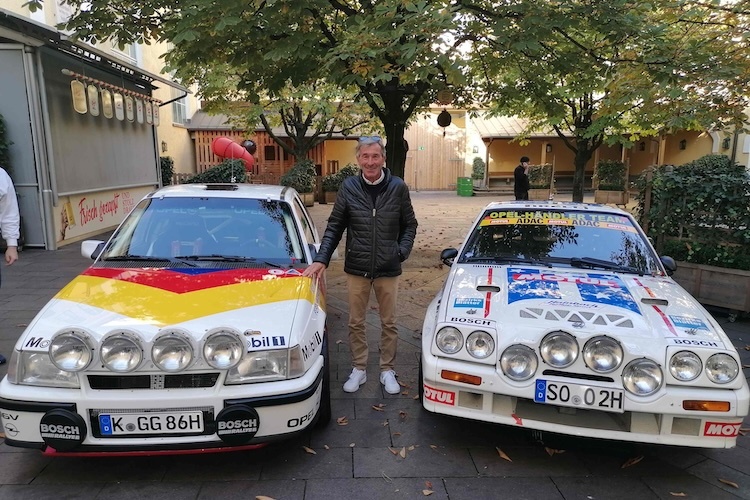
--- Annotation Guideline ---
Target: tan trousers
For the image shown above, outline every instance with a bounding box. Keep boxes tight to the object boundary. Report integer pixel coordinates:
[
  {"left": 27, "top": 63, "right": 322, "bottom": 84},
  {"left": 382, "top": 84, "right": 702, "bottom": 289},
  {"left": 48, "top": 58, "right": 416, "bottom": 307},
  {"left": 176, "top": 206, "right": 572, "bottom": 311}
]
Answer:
[{"left": 346, "top": 274, "right": 399, "bottom": 371}]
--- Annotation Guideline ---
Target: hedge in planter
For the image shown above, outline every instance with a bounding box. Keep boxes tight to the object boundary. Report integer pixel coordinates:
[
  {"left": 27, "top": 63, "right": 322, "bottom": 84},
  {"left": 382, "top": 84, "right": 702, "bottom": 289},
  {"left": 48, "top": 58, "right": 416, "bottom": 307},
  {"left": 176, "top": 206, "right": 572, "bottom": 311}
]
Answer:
[
  {"left": 322, "top": 163, "right": 360, "bottom": 192},
  {"left": 185, "top": 159, "right": 248, "bottom": 184},
  {"left": 280, "top": 159, "right": 316, "bottom": 194},
  {"left": 527, "top": 164, "right": 553, "bottom": 189},
  {"left": 594, "top": 160, "right": 627, "bottom": 191}
]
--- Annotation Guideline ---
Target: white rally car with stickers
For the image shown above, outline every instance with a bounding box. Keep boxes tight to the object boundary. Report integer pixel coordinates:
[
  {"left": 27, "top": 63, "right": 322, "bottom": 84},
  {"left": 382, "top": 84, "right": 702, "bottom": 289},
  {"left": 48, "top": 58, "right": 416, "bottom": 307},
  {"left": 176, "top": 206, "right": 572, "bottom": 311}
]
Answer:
[
  {"left": 420, "top": 201, "right": 749, "bottom": 448},
  {"left": 0, "top": 184, "right": 332, "bottom": 455}
]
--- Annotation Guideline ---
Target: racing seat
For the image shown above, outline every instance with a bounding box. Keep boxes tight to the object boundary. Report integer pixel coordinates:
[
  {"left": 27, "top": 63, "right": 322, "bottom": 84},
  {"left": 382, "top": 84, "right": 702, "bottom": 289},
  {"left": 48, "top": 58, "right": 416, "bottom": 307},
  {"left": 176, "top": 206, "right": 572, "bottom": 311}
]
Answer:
[{"left": 149, "top": 214, "right": 216, "bottom": 257}]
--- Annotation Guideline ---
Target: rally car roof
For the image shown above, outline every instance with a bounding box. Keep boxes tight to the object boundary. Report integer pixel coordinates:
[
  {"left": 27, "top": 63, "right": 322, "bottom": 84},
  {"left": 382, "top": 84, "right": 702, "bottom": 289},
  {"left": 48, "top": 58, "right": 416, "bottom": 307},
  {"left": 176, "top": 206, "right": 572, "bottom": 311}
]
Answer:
[
  {"left": 481, "top": 200, "right": 630, "bottom": 216},
  {"left": 148, "top": 183, "right": 294, "bottom": 201}
]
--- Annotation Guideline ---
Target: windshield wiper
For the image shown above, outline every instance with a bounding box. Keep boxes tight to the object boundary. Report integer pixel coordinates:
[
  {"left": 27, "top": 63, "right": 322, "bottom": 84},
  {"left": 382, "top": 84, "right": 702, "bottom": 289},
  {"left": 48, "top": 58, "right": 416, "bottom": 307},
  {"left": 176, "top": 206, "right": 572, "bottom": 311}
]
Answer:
[
  {"left": 102, "top": 255, "right": 197, "bottom": 267},
  {"left": 569, "top": 257, "right": 643, "bottom": 275},
  {"left": 465, "top": 255, "right": 553, "bottom": 267},
  {"left": 176, "top": 255, "right": 283, "bottom": 268}
]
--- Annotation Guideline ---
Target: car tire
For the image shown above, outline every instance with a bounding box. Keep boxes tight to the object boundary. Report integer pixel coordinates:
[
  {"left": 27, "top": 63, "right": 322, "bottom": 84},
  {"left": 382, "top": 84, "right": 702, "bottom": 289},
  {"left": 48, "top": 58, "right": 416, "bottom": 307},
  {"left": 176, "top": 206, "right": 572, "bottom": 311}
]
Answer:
[{"left": 315, "top": 331, "right": 332, "bottom": 428}]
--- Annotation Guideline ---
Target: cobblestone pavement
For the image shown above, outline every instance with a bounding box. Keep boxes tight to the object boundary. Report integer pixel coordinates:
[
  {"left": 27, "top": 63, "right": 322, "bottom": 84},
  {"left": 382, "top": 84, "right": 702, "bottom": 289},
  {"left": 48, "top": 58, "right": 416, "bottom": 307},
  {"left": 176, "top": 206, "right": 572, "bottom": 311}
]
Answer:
[{"left": 0, "top": 191, "right": 749, "bottom": 499}]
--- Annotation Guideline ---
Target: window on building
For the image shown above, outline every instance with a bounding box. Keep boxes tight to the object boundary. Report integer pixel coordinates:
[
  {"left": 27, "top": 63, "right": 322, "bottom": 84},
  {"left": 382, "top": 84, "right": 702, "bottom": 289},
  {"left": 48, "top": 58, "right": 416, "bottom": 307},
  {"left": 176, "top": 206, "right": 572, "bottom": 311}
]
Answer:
[
  {"left": 264, "top": 145, "right": 277, "bottom": 161},
  {"left": 171, "top": 88, "right": 188, "bottom": 125}
]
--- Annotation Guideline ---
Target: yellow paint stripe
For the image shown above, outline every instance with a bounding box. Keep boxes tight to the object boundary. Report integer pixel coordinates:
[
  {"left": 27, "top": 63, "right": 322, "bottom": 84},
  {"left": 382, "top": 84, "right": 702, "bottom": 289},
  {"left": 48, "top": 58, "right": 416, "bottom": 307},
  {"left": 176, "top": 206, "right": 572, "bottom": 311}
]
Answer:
[{"left": 56, "top": 275, "right": 318, "bottom": 326}]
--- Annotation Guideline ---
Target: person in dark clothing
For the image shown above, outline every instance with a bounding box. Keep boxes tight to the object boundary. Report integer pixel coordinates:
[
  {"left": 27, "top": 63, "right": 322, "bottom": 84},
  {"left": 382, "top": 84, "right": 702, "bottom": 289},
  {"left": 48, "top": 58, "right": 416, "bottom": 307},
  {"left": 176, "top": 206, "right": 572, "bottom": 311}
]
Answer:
[
  {"left": 303, "top": 136, "right": 418, "bottom": 395},
  {"left": 514, "top": 156, "right": 530, "bottom": 200}
]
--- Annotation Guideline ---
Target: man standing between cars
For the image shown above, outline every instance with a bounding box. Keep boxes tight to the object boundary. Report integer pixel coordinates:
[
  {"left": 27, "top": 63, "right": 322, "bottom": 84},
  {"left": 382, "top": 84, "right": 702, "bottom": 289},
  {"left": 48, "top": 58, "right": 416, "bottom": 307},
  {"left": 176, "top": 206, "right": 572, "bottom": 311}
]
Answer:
[
  {"left": 514, "top": 156, "right": 530, "bottom": 200},
  {"left": 0, "top": 166, "right": 20, "bottom": 365},
  {"left": 303, "top": 136, "right": 418, "bottom": 394}
]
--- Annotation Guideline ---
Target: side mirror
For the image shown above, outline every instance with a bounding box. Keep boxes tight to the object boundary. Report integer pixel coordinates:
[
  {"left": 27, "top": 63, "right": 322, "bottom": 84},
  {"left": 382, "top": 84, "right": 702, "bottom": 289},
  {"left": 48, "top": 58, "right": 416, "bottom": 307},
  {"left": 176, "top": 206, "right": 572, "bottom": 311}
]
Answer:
[
  {"left": 440, "top": 248, "right": 459, "bottom": 267},
  {"left": 660, "top": 255, "right": 677, "bottom": 276},
  {"left": 81, "top": 240, "right": 105, "bottom": 260}
]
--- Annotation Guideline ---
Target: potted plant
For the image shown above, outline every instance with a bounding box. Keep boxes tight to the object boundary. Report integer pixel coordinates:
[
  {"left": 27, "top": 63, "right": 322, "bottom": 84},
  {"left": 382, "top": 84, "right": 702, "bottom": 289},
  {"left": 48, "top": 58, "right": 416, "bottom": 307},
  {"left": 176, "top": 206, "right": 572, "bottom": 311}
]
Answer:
[
  {"left": 594, "top": 159, "right": 629, "bottom": 205},
  {"left": 471, "top": 156, "right": 485, "bottom": 188},
  {"left": 527, "top": 163, "right": 553, "bottom": 200},
  {"left": 281, "top": 159, "right": 316, "bottom": 206},
  {"left": 322, "top": 163, "right": 359, "bottom": 204}
]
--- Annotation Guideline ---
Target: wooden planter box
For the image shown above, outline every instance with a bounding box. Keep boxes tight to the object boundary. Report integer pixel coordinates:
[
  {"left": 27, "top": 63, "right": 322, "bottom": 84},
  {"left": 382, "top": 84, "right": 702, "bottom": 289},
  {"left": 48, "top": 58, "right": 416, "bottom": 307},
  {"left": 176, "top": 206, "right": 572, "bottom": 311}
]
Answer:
[
  {"left": 672, "top": 261, "right": 750, "bottom": 313},
  {"left": 300, "top": 192, "right": 315, "bottom": 207},
  {"left": 594, "top": 190, "right": 629, "bottom": 205},
  {"left": 324, "top": 191, "right": 338, "bottom": 204},
  {"left": 528, "top": 188, "right": 552, "bottom": 200}
]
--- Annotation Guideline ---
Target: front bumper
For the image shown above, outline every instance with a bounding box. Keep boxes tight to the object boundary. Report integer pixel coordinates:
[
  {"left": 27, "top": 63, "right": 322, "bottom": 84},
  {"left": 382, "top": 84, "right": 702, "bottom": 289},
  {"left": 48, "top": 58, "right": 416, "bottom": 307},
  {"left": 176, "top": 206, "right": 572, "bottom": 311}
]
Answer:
[
  {"left": 422, "top": 352, "right": 750, "bottom": 449},
  {"left": 0, "top": 357, "right": 324, "bottom": 455}
]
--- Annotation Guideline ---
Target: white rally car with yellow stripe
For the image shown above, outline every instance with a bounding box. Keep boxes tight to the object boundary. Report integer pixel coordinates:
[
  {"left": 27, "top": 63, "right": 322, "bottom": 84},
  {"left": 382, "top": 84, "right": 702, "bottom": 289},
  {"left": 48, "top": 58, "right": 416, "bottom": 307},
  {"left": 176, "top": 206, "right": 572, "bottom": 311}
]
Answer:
[
  {"left": 421, "top": 201, "right": 749, "bottom": 448},
  {"left": 0, "top": 184, "right": 331, "bottom": 455}
]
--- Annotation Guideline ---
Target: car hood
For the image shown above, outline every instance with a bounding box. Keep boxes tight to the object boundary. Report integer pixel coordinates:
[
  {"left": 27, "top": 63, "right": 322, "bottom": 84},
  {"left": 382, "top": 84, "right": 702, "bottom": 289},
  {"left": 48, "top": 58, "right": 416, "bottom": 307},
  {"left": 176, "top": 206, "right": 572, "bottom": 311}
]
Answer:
[
  {"left": 17, "top": 267, "right": 321, "bottom": 351},
  {"left": 442, "top": 265, "right": 728, "bottom": 349}
]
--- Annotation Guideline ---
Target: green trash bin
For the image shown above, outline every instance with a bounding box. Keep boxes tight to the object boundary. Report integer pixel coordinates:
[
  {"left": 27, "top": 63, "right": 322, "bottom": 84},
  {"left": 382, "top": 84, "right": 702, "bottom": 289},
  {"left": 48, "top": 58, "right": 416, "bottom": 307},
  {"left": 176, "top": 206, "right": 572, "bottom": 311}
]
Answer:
[{"left": 457, "top": 177, "right": 473, "bottom": 197}]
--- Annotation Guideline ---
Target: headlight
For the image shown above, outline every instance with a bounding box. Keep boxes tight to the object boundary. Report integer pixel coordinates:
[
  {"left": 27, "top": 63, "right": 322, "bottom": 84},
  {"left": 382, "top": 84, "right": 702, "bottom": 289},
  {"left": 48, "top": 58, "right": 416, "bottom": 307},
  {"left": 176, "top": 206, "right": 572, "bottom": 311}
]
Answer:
[
  {"left": 49, "top": 330, "right": 93, "bottom": 372},
  {"left": 436, "top": 327, "right": 463, "bottom": 355},
  {"left": 11, "top": 351, "right": 80, "bottom": 388},
  {"left": 466, "top": 331, "right": 495, "bottom": 359},
  {"left": 500, "top": 345, "right": 538, "bottom": 381},
  {"left": 582, "top": 336, "right": 623, "bottom": 373},
  {"left": 539, "top": 331, "right": 578, "bottom": 368},
  {"left": 152, "top": 331, "right": 194, "bottom": 373},
  {"left": 705, "top": 353, "right": 739, "bottom": 384},
  {"left": 203, "top": 329, "right": 244, "bottom": 369},
  {"left": 622, "top": 358, "right": 663, "bottom": 396},
  {"left": 225, "top": 346, "right": 304, "bottom": 384},
  {"left": 100, "top": 331, "right": 143, "bottom": 373},
  {"left": 669, "top": 351, "right": 702, "bottom": 381}
]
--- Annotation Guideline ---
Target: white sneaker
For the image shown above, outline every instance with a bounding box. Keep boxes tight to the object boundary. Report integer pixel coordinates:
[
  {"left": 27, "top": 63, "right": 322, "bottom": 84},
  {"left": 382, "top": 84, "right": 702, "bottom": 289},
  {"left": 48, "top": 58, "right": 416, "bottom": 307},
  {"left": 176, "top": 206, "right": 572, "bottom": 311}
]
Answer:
[
  {"left": 380, "top": 370, "right": 400, "bottom": 395},
  {"left": 343, "top": 368, "right": 367, "bottom": 393}
]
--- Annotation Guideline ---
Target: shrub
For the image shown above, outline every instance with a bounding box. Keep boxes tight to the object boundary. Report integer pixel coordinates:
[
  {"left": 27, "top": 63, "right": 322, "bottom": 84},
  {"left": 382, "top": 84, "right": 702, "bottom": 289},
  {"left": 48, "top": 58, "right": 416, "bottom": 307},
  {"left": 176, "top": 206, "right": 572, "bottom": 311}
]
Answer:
[
  {"left": 594, "top": 159, "right": 627, "bottom": 190},
  {"left": 280, "top": 159, "right": 316, "bottom": 193},
  {"left": 322, "top": 163, "right": 360, "bottom": 192},
  {"left": 471, "top": 157, "right": 485, "bottom": 180},
  {"left": 184, "top": 159, "right": 248, "bottom": 184},
  {"left": 527, "top": 163, "right": 553, "bottom": 188},
  {"left": 635, "top": 154, "right": 750, "bottom": 270},
  {"left": 160, "top": 156, "right": 174, "bottom": 186}
]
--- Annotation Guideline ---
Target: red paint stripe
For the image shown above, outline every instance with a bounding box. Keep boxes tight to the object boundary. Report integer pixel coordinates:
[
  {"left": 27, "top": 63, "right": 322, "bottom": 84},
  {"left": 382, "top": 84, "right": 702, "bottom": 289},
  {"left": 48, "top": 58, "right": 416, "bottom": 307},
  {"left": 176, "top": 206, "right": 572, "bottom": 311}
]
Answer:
[
  {"left": 633, "top": 278, "right": 656, "bottom": 298},
  {"left": 42, "top": 442, "right": 267, "bottom": 457},
  {"left": 82, "top": 267, "right": 292, "bottom": 294},
  {"left": 484, "top": 267, "right": 493, "bottom": 318},
  {"left": 652, "top": 305, "right": 678, "bottom": 336}
]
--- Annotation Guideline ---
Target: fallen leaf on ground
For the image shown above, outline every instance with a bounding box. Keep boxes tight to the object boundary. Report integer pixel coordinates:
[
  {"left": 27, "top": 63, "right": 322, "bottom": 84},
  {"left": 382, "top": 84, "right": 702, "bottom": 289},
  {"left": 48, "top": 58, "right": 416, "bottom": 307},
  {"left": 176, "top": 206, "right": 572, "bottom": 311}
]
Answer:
[
  {"left": 422, "top": 490, "right": 434, "bottom": 496},
  {"left": 0, "top": 432, "right": 4, "bottom": 439},
  {"left": 382, "top": 420, "right": 389, "bottom": 427},
  {"left": 719, "top": 478, "right": 739, "bottom": 488},
  {"left": 399, "top": 410, "right": 408, "bottom": 420},
  {"left": 256, "top": 496, "right": 277, "bottom": 500},
  {"left": 389, "top": 447, "right": 400, "bottom": 455},
  {"left": 413, "top": 395, "right": 420, "bottom": 400},
  {"left": 496, "top": 447, "right": 512, "bottom": 462},
  {"left": 302, "top": 446, "right": 316, "bottom": 455},
  {"left": 669, "top": 493, "right": 687, "bottom": 497},
  {"left": 324, "top": 445, "right": 330, "bottom": 450},
  {"left": 399, "top": 447, "right": 407, "bottom": 458},
  {"left": 349, "top": 443, "right": 356, "bottom": 447},
  {"left": 545, "top": 447, "right": 565, "bottom": 456},
  {"left": 408, "top": 445, "right": 416, "bottom": 451},
  {"left": 372, "top": 404, "right": 386, "bottom": 411},
  {"left": 393, "top": 432, "right": 401, "bottom": 436},
  {"left": 16, "top": 323, "right": 27, "bottom": 327},
  {"left": 336, "top": 416, "right": 349, "bottom": 425},
  {"left": 336, "top": 340, "right": 344, "bottom": 345},
  {"left": 425, "top": 481, "right": 433, "bottom": 489},
  {"left": 621, "top": 455, "right": 644, "bottom": 468}
]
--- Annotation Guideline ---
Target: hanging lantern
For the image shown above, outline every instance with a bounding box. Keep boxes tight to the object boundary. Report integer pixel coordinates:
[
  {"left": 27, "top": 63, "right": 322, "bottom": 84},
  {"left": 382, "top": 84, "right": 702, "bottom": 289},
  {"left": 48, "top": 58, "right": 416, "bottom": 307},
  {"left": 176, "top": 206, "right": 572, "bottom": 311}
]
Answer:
[
  {"left": 436, "top": 89, "right": 453, "bottom": 105},
  {"left": 437, "top": 108, "right": 452, "bottom": 137}
]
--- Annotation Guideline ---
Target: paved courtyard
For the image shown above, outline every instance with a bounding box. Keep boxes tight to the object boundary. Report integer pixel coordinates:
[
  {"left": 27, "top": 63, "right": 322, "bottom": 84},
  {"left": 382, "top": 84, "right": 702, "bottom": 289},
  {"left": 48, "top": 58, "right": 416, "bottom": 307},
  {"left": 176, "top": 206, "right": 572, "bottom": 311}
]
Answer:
[{"left": 0, "top": 190, "right": 749, "bottom": 499}]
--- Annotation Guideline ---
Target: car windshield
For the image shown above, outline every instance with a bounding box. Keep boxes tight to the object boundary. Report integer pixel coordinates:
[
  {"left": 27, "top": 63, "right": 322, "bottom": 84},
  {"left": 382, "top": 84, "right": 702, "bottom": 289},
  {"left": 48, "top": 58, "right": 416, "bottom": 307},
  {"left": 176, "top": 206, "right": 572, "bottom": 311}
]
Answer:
[
  {"left": 459, "top": 208, "right": 661, "bottom": 275},
  {"left": 100, "top": 196, "right": 307, "bottom": 266}
]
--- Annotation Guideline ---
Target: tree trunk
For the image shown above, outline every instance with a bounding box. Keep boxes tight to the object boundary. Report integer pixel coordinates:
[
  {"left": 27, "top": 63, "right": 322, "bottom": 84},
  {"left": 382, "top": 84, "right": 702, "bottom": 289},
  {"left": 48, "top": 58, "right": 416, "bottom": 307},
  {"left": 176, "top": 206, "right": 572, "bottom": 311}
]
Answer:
[
  {"left": 572, "top": 143, "right": 594, "bottom": 203},
  {"left": 383, "top": 122, "right": 407, "bottom": 179}
]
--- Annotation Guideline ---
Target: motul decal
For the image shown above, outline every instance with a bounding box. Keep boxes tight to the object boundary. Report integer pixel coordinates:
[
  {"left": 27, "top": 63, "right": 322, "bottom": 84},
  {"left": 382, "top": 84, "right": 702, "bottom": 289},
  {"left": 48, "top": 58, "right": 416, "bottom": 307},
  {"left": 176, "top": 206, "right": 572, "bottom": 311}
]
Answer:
[
  {"left": 703, "top": 422, "right": 742, "bottom": 437},
  {"left": 423, "top": 384, "right": 456, "bottom": 406}
]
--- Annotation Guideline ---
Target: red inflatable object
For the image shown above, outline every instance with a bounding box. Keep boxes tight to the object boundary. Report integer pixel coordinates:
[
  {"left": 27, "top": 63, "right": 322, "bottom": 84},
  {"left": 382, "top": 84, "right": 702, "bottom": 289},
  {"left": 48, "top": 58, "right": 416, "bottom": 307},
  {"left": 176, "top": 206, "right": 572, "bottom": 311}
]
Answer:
[{"left": 211, "top": 137, "right": 256, "bottom": 172}]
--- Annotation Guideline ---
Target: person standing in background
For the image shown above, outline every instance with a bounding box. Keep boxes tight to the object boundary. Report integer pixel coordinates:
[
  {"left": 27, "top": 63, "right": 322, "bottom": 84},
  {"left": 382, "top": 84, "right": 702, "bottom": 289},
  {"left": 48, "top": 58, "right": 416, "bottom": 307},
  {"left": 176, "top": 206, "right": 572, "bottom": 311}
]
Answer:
[
  {"left": 514, "top": 156, "right": 530, "bottom": 200},
  {"left": 303, "top": 136, "right": 418, "bottom": 395},
  {"left": 0, "top": 166, "right": 20, "bottom": 365}
]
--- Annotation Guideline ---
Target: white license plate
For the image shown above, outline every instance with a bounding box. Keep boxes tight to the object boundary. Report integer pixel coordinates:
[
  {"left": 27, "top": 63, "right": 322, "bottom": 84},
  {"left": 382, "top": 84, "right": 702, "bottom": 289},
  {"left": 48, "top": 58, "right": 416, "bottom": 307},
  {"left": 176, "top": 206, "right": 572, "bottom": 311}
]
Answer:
[
  {"left": 98, "top": 411, "right": 204, "bottom": 436},
  {"left": 534, "top": 379, "right": 624, "bottom": 413}
]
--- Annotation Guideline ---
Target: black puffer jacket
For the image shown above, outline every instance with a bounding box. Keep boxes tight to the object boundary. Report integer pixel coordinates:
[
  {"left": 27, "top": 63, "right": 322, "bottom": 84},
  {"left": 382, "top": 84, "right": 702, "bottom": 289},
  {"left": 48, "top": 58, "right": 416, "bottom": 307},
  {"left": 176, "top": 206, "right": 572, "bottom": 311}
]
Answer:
[{"left": 314, "top": 169, "right": 418, "bottom": 279}]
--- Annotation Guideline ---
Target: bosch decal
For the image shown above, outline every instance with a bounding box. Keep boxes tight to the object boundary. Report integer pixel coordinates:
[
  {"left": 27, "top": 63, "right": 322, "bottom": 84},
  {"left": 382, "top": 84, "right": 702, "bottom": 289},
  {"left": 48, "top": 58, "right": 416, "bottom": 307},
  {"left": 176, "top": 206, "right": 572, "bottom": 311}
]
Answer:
[
  {"left": 454, "top": 298, "right": 484, "bottom": 308},
  {"left": 671, "top": 339, "right": 720, "bottom": 347},
  {"left": 423, "top": 384, "right": 456, "bottom": 405},
  {"left": 449, "top": 317, "right": 494, "bottom": 326},
  {"left": 704, "top": 422, "right": 741, "bottom": 437},
  {"left": 669, "top": 316, "right": 709, "bottom": 331}
]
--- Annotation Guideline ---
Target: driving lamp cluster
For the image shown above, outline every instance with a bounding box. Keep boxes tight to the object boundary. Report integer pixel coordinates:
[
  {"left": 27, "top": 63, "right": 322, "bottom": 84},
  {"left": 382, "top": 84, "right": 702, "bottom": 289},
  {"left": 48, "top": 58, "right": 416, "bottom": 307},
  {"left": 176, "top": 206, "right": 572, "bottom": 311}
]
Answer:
[
  {"left": 669, "top": 350, "right": 739, "bottom": 385},
  {"left": 49, "top": 328, "right": 246, "bottom": 373},
  {"left": 436, "top": 327, "right": 495, "bottom": 359},
  {"left": 9, "top": 327, "right": 306, "bottom": 390}
]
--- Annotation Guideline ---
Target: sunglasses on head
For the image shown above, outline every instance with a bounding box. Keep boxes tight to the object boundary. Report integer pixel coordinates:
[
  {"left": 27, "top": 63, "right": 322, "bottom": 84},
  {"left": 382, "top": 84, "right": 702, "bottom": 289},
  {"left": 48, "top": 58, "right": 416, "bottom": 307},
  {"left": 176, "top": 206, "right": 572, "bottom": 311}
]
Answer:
[{"left": 358, "top": 135, "right": 382, "bottom": 144}]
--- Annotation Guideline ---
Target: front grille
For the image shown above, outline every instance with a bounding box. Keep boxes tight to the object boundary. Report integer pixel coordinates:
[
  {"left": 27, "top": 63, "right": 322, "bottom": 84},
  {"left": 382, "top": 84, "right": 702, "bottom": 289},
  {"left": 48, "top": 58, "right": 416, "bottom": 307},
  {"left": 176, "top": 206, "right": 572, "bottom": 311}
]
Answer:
[{"left": 88, "top": 373, "right": 220, "bottom": 390}]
